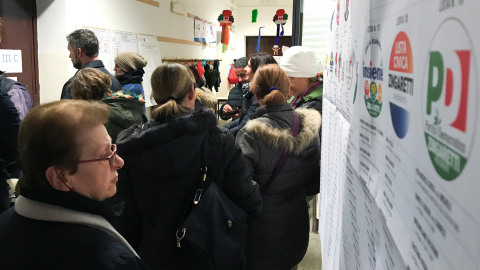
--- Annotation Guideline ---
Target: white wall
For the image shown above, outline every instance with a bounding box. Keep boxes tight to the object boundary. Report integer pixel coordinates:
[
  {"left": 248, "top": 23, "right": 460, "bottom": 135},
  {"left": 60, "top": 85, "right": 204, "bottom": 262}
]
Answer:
[
  {"left": 36, "top": 0, "right": 291, "bottom": 103},
  {"left": 36, "top": 0, "right": 237, "bottom": 103}
]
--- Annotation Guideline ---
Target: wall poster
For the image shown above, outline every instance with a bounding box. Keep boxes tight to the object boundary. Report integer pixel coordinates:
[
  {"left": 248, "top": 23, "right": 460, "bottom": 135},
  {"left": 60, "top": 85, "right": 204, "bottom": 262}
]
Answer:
[
  {"left": 319, "top": 0, "right": 480, "bottom": 269},
  {"left": 84, "top": 26, "right": 162, "bottom": 107}
]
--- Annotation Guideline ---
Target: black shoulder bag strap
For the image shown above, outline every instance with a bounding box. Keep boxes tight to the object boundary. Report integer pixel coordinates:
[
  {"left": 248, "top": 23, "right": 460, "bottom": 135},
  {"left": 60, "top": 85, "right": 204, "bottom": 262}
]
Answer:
[
  {"left": 260, "top": 112, "right": 301, "bottom": 194},
  {"left": 176, "top": 135, "right": 210, "bottom": 247}
]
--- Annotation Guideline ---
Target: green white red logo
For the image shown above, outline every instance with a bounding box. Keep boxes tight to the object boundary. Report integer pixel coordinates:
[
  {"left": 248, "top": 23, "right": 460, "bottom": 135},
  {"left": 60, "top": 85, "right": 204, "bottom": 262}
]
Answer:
[
  {"left": 363, "top": 39, "right": 384, "bottom": 117},
  {"left": 424, "top": 19, "right": 477, "bottom": 180}
]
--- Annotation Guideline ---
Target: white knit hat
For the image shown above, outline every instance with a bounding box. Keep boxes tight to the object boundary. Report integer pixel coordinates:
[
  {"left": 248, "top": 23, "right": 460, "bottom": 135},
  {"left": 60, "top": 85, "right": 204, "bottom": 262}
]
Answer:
[{"left": 280, "top": 46, "right": 318, "bottom": 78}]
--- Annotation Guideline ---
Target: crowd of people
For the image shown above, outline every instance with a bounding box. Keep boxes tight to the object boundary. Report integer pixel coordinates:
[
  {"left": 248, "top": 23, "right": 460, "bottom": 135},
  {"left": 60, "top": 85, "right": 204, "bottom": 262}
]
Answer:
[{"left": 0, "top": 28, "right": 323, "bottom": 270}]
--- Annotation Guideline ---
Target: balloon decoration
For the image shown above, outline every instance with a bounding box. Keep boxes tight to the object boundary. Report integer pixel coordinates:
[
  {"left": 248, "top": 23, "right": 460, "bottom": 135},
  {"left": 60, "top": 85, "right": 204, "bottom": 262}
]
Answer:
[
  {"left": 273, "top": 9, "right": 288, "bottom": 54},
  {"left": 218, "top": 10, "right": 234, "bottom": 53}
]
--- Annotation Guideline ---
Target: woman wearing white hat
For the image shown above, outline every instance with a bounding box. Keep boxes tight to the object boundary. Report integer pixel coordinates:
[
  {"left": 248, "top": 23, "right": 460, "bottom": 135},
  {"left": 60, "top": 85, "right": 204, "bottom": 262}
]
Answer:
[{"left": 280, "top": 46, "right": 323, "bottom": 113}]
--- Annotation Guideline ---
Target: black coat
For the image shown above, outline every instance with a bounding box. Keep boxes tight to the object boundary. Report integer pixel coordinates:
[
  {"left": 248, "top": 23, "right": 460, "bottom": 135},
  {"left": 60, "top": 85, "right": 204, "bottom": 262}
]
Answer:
[
  {"left": 106, "top": 109, "right": 262, "bottom": 270},
  {"left": 103, "top": 97, "right": 145, "bottom": 143},
  {"left": 0, "top": 188, "right": 146, "bottom": 270},
  {"left": 0, "top": 72, "right": 32, "bottom": 213},
  {"left": 236, "top": 104, "right": 321, "bottom": 270},
  {"left": 61, "top": 60, "right": 122, "bottom": 99},
  {"left": 224, "top": 84, "right": 260, "bottom": 137},
  {"left": 219, "top": 83, "right": 243, "bottom": 120}
]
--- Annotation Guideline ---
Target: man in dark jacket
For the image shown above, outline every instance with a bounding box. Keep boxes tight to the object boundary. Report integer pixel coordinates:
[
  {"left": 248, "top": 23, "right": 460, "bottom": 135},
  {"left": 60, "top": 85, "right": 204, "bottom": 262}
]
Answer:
[
  {"left": 220, "top": 57, "right": 249, "bottom": 121},
  {"left": 61, "top": 29, "right": 121, "bottom": 99},
  {"left": 0, "top": 71, "right": 33, "bottom": 214}
]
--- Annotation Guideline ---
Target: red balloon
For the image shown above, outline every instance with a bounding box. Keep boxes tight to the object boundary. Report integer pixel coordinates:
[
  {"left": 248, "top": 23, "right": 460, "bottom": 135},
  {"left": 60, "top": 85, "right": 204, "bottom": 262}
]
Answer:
[{"left": 276, "top": 9, "right": 285, "bottom": 16}]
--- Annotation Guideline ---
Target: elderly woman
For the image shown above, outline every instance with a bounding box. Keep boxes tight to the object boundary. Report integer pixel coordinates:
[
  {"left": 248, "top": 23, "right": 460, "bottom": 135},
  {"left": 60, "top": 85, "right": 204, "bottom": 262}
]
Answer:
[
  {"left": 236, "top": 64, "right": 321, "bottom": 270},
  {"left": 0, "top": 100, "right": 146, "bottom": 269},
  {"left": 70, "top": 67, "right": 145, "bottom": 143},
  {"left": 280, "top": 46, "right": 323, "bottom": 112},
  {"left": 107, "top": 63, "right": 261, "bottom": 269}
]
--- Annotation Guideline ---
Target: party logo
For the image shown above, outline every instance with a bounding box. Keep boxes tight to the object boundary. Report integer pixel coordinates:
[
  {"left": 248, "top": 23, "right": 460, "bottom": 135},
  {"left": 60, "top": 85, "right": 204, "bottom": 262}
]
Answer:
[
  {"left": 424, "top": 19, "right": 477, "bottom": 180},
  {"left": 388, "top": 31, "right": 414, "bottom": 139},
  {"left": 363, "top": 39, "right": 384, "bottom": 117}
]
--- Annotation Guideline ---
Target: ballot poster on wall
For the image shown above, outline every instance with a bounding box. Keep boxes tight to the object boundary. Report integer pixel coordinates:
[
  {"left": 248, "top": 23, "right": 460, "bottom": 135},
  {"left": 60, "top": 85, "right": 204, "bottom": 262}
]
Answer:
[
  {"left": 319, "top": 0, "right": 480, "bottom": 269},
  {"left": 84, "top": 26, "right": 162, "bottom": 107},
  {"left": 137, "top": 34, "right": 163, "bottom": 107}
]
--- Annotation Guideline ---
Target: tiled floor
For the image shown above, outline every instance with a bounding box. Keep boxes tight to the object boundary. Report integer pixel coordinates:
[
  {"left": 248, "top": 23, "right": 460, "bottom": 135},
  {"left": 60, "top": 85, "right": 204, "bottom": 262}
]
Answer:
[
  {"left": 298, "top": 231, "right": 322, "bottom": 270},
  {"left": 298, "top": 198, "right": 322, "bottom": 270}
]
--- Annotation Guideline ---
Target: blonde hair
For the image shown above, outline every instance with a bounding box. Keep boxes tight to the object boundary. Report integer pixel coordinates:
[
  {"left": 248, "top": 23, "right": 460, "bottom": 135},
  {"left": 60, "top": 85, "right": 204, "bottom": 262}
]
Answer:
[
  {"left": 16, "top": 100, "right": 110, "bottom": 193},
  {"left": 70, "top": 68, "right": 112, "bottom": 100},
  {"left": 151, "top": 63, "right": 195, "bottom": 121},
  {"left": 250, "top": 64, "right": 290, "bottom": 106}
]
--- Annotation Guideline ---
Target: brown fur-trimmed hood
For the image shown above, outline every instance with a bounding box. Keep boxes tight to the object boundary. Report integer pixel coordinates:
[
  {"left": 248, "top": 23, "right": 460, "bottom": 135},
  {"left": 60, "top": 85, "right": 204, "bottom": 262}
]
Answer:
[
  {"left": 243, "top": 107, "right": 321, "bottom": 155},
  {"left": 195, "top": 87, "right": 217, "bottom": 110}
]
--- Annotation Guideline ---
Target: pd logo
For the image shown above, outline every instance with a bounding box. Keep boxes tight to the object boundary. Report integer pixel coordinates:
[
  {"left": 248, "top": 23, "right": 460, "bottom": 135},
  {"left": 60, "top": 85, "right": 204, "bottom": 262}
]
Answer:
[
  {"left": 424, "top": 19, "right": 477, "bottom": 180},
  {"left": 388, "top": 31, "right": 414, "bottom": 139},
  {"left": 363, "top": 39, "right": 384, "bottom": 117}
]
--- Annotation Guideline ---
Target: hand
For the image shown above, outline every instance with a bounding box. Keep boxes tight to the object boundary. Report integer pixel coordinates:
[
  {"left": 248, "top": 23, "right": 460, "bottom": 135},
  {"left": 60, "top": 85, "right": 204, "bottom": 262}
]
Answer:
[{"left": 223, "top": 104, "right": 233, "bottom": 113}]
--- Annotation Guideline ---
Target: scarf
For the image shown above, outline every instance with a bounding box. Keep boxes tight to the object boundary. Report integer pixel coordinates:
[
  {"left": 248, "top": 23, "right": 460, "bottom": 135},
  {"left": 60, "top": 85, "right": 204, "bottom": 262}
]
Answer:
[{"left": 117, "top": 69, "right": 145, "bottom": 85}]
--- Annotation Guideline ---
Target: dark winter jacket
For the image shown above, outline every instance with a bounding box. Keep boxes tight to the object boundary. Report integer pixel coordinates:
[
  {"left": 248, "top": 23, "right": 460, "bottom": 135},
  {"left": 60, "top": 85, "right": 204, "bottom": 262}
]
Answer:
[
  {"left": 0, "top": 73, "right": 32, "bottom": 213},
  {"left": 106, "top": 108, "right": 262, "bottom": 270},
  {"left": 117, "top": 69, "right": 148, "bottom": 121},
  {"left": 236, "top": 104, "right": 321, "bottom": 270},
  {"left": 219, "top": 83, "right": 243, "bottom": 120},
  {"left": 61, "top": 60, "right": 122, "bottom": 99},
  {"left": 224, "top": 83, "right": 260, "bottom": 137},
  {"left": 194, "top": 87, "right": 217, "bottom": 111},
  {"left": 102, "top": 91, "right": 145, "bottom": 143},
  {"left": 0, "top": 187, "right": 146, "bottom": 270}
]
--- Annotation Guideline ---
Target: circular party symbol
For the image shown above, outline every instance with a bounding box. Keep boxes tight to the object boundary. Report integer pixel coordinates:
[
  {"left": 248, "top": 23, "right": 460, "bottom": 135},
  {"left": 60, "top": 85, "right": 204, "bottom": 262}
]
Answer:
[
  {"left": 363, "top": 39, "right": 384, "bottom": 117},
  {"left": 423, "top": 18, "right": 478, "bottom": 180}
]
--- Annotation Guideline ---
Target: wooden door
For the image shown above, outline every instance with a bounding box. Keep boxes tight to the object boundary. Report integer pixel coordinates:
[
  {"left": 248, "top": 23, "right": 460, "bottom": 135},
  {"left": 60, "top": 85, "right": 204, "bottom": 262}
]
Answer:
[
  {"left": 246, "top": 36, "right": 292, "bottom": 58},
  {"left": 0, "top": 0, "right": 39, "bottom": 104}
]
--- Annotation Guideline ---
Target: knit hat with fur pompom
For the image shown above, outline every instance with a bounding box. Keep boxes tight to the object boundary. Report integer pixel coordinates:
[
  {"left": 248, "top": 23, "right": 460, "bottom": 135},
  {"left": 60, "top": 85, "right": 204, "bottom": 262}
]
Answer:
[{"left": 114, "top": 52, "right": 148, "bottom": 72}]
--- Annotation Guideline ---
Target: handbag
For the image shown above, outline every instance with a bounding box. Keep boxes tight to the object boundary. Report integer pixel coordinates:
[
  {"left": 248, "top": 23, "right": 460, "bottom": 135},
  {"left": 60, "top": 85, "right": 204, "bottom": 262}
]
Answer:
[
  {"left": 176, "top": 136, "right": 248, "bottom": 270},
  {"left": 260, "top": 112, "right": 301, "bottom": 194}
]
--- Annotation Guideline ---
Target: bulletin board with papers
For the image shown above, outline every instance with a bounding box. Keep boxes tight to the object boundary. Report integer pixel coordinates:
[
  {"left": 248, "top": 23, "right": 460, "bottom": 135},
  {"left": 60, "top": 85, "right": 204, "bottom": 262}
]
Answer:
[
  {"left": 85, "top": 26, "right": 162, "bottom": 107},
  {"left": 319, "top": 0, "right": 480, "bottom": 269}
]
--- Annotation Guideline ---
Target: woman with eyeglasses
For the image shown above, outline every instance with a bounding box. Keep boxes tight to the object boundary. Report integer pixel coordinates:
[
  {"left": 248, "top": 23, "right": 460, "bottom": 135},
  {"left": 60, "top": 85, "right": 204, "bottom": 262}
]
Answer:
[
  {"left": 106, "top": 63, "right": 262, "bottom": 270},
  {"left": 0, "top": 100, "right": 146, "bottom": 270}
]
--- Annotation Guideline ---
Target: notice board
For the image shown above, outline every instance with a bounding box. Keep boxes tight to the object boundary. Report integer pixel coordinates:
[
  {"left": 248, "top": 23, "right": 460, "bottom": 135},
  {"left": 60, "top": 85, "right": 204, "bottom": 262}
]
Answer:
[{"left": 319, "top": 0, "right": 480, "bottom": 269}]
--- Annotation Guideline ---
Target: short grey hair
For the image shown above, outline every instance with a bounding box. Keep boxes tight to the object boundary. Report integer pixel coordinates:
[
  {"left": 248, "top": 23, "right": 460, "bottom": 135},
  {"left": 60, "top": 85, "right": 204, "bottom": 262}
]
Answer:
[
  {"left": 233, "top": 57, "right": 249, "bottom": 68},
  {"left": 66, "top": 29, "right": 99, "bottom": 58}
]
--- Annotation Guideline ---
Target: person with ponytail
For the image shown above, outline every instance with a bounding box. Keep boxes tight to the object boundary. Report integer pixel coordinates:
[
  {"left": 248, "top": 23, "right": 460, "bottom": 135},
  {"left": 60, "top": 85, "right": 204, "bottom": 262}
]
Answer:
[
  {"left": 236, "top": 64, "right": 321, "bottom": 270},
  {"left": 106, "top": 63, "right": 261, "bottom": 270}
]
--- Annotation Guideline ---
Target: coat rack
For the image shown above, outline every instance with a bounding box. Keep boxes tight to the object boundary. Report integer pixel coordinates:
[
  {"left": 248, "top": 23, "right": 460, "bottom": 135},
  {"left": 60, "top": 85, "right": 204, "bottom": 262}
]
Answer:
[{"left": 162, "top": 58, "right": 222, "bottom": 64}]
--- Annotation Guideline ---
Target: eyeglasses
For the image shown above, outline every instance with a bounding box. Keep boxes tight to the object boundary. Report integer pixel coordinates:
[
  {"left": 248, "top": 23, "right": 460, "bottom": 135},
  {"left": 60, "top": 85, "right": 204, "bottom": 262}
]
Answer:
[{"left": 77, "top": 144, "right": 117, "bottom": 166}]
